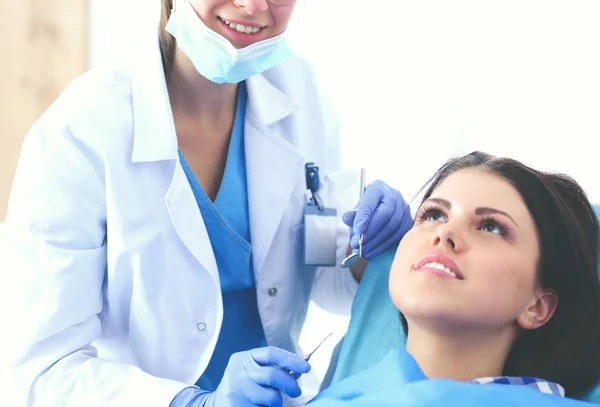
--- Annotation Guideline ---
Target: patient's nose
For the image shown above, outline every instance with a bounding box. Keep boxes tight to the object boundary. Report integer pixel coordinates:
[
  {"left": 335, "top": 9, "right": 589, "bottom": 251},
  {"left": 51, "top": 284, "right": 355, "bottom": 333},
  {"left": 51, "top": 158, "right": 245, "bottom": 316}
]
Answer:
[{"left": 432, "top": 222, "right": 465, "bottom": 252}]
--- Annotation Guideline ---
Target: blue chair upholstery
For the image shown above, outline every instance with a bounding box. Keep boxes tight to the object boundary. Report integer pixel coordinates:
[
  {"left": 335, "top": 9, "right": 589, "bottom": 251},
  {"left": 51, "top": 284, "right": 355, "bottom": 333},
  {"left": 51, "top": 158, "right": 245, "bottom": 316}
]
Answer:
[{"left": 323, "top": 204, "right": 600, "bottom": 403}]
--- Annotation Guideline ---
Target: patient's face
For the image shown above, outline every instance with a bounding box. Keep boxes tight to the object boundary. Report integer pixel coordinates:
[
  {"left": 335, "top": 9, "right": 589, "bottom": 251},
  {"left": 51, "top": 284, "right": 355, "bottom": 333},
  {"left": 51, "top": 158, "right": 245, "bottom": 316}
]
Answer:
[{"left": 390, "top": 168, "right": 541, "bottom": 333}]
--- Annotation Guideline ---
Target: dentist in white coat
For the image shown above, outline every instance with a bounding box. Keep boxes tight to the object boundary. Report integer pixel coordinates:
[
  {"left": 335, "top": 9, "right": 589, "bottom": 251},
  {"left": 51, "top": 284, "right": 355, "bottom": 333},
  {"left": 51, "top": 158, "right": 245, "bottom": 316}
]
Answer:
[{"left": 2, "top": 0, "right": 412, "bottom": 406}]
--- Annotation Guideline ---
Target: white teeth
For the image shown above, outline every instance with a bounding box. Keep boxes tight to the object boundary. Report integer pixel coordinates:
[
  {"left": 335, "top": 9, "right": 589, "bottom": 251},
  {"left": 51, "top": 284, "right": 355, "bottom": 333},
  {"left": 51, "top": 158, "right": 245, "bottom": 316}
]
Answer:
[
  {"left": 222, "top": 18, "right": 261, "bottom": 34},
  {"left": 422, "top": 262, "right": 457, "bottom": 278}
]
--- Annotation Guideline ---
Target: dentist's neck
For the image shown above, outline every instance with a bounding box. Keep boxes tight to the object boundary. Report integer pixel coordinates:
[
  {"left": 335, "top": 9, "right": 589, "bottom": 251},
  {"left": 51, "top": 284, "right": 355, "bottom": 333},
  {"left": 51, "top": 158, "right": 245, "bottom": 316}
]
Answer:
[
  {"left": 405, "top": 321, "right": 516, "bottom": 381},
  {"left": 168, "top": 47, "right": 238, "bottom": 119}
]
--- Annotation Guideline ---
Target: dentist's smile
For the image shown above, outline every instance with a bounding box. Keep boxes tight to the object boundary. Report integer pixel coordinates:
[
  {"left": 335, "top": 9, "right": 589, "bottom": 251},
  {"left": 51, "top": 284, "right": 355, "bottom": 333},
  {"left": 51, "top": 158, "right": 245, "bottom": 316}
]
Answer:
[
  {"left": 217, "top": 16, "right": 268, "bottom": 46},
  {"left": 218, "top": 16, "right": 265, "bottom": 34}
]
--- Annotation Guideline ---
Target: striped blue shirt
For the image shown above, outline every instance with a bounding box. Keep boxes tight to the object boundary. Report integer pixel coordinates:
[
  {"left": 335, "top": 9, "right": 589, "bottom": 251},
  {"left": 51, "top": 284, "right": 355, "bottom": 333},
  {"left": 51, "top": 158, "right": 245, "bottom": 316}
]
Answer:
[{"left": 470, "top": 376, "right": 565, "bottom": 396}]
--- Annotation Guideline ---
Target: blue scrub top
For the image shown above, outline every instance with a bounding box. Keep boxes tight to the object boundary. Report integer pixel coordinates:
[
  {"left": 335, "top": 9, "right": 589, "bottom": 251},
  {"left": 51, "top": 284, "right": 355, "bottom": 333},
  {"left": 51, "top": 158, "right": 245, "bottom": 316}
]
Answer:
[{"left": 178, "top": 82, "right": 267, "bottom": 391}]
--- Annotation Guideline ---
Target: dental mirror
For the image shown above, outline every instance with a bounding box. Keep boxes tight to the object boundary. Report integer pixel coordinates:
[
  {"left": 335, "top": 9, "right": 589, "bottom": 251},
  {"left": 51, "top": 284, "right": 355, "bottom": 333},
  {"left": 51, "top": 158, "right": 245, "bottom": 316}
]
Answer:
[{"left": 340, "top": 252, "right": 360, "bottom": 269}]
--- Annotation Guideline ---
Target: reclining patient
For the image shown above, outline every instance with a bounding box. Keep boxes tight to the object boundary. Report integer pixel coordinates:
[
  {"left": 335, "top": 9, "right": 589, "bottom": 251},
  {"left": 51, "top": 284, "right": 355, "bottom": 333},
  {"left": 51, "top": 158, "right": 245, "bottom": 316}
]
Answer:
[{"left": 309, "top": 151, "right": 600, "bottom": 406}]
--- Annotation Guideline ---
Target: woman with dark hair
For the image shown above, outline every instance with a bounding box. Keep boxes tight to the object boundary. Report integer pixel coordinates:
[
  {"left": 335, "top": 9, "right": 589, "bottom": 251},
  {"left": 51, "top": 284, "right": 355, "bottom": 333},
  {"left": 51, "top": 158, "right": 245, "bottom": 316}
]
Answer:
[{"left": 310, "top": 152, "right": 600, "bottom": 405}]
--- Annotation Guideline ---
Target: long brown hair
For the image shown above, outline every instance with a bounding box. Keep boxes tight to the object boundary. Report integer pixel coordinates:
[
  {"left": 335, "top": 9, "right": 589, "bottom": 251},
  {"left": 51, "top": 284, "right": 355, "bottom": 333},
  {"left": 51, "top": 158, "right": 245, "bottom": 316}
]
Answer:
[{"left": 159, "top": 0, "right": 176, "bottom": 82}]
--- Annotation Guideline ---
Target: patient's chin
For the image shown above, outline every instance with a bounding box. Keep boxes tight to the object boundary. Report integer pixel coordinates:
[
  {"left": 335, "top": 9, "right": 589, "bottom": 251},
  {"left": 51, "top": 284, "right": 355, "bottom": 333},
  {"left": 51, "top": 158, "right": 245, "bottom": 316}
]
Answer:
[
  {"left": 390, "top": 278, "right": 460, "bottom": 319},
  {"left": 395, "top": 295, "right": 457, "bottom": 329}
]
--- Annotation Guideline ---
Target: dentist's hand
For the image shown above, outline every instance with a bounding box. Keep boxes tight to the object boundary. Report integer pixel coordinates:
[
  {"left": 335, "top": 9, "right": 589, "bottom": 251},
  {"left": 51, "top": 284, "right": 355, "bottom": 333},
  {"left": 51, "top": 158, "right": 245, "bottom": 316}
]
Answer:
[
  {"left": 173, "top": 346, "right": 311, "bottom": 407},
  {"left": 343, "top": 180, "right": 412, "bottom": 260}
]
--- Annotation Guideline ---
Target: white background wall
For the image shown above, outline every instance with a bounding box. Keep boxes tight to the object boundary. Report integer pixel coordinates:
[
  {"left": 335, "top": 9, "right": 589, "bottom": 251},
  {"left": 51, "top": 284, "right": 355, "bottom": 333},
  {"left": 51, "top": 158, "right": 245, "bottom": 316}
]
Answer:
[
  {"left": 87, "top": 0, "right": 600, "bottom": 393},
  {"left": 285, "top": 0, "right": 600, "bottom": 206},
  {"left": 91, "top": 0, "right": 600, "bottom": 205}
]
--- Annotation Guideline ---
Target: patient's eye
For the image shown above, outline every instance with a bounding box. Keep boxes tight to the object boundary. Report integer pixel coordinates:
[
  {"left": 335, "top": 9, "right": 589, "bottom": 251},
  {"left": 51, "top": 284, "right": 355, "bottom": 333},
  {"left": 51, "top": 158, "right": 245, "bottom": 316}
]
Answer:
[
  {"left": 417, "top": 205, "right": 447, "bottom": 223},
  {"left": 479, "top": 217, "right": 508, "bottom": 236}
]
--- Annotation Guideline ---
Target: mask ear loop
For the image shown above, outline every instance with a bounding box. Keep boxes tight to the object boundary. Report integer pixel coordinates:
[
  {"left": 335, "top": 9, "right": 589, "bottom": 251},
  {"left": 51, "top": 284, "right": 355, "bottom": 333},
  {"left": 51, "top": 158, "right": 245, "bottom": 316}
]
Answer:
[{"left": 172, "top": 0, "right": 177, "bottom": 12}]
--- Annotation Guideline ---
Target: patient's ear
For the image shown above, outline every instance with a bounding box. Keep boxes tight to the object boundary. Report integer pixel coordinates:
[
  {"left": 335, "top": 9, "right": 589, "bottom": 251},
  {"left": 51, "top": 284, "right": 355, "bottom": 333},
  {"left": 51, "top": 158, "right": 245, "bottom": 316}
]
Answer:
[{"left": 517, "top": 289, "right": 558, "bottom": 330}]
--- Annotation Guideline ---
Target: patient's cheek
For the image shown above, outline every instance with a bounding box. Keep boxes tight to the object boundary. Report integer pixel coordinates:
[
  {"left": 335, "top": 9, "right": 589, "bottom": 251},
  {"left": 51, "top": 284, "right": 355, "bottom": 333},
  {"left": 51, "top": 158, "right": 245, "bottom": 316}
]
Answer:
[
  {"left": 388, "top": 232, "right": 423, "bottom": 311},
  {"left": 389, "top": 260, "right": 409, "bottom": 312}
]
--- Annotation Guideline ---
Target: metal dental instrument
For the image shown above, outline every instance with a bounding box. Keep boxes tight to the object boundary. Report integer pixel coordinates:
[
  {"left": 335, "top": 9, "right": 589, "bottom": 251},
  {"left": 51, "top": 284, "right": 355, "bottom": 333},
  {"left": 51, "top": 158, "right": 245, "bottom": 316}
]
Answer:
[
  {"left": 288, "top": 332, "right": 333, "bottom": 375},
  {"left": 341, "top": 168, "right": 366, "bottom": 268},
  {"left": 303, "top": 332, "right": 333, "bottom": 362}
]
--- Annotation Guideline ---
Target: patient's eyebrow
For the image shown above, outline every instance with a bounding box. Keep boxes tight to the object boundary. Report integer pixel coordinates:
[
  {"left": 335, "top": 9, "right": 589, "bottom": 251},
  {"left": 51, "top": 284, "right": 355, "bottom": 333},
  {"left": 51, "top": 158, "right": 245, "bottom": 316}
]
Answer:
[{"left": 425, "top": 198, "right": 519, "bottom": 228}]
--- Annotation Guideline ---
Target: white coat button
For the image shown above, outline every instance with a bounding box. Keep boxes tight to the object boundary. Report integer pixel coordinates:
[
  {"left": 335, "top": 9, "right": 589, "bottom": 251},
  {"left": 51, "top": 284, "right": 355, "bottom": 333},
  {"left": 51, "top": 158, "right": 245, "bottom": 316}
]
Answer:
[
  {"left": 268, "top": 287, "right": 278, "bottom": 297},
  {"left": 197, "top": 322, "right": 207, "bottom": 332}
]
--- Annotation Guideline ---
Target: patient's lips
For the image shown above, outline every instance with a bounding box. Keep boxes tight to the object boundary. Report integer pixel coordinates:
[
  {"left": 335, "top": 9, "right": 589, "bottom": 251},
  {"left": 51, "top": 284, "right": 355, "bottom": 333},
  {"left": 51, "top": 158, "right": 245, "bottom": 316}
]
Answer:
[{"left": 414, "top": 251, "right": 464, "bottom": 280}]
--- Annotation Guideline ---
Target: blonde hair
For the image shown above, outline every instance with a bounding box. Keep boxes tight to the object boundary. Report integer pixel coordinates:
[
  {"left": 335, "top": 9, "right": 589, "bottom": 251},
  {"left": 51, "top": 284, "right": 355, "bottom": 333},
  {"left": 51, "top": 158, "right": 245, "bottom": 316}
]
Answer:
[{"left": 159, "top": 0, "right": 176, "bottom": 82}]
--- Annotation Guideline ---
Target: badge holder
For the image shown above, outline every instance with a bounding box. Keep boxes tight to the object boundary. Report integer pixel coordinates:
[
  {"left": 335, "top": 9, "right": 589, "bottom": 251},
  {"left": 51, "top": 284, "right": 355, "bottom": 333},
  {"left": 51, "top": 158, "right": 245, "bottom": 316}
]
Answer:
[{"left": 303, "top": 163, "right": 337, "bottom": 267}]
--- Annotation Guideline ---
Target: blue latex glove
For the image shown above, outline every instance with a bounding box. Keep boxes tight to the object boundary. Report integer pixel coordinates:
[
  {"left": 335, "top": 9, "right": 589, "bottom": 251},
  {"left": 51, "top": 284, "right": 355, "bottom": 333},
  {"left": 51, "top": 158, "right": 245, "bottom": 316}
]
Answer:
[
  {"left": 342, "top": 180, "right": 412, "bottom": 260},
  {"left": 172, "top": 346, "right": 311, "bottom": 407}
]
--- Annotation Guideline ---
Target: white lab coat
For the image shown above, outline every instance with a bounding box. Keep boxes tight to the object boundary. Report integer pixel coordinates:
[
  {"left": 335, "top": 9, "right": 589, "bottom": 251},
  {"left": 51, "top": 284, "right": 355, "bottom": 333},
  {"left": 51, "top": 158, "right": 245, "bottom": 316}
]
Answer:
[{"left": 1, "top": 36, "right": 359, "bottom": 407}]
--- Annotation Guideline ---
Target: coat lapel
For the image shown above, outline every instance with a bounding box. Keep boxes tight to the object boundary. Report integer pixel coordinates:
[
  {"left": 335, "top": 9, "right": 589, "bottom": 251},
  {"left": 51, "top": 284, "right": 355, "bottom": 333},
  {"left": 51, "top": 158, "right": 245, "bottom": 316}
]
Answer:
[
  {"left": 164, "top": 161, "right": 220, "bottom": 287},
  {"left": 245, "top": 73, "right": 304, "bottom": 274}
]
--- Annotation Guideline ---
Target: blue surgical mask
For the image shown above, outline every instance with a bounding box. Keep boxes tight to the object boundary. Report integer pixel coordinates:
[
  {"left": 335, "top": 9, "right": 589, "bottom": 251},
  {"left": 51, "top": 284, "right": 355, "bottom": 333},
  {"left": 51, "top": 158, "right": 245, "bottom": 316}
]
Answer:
[{"left": 165, "top": 0, "right": 293, "bottom": 84}]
